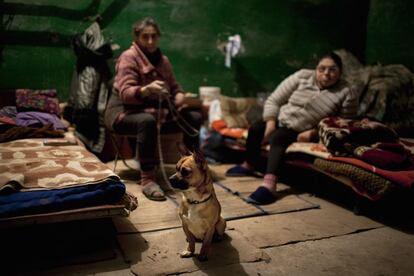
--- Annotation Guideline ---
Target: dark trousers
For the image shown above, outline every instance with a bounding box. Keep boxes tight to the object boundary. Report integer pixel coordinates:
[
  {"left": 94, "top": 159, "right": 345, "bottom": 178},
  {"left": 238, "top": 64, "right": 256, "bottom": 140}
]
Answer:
[
  {"left": 246, "top": 121, "right": 298, "bottom": 175},
  {"left": 113, "top": 108, "right": 202, "bottom": 171}
]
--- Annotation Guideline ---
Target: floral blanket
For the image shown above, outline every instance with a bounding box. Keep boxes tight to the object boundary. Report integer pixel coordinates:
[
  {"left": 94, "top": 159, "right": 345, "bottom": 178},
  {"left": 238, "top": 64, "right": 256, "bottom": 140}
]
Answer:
[
  {"left": 0, "top": 137, "right": 119, "bottom": 192},
  {"left": 318, "top": 116, "right": 399, "bottom": 156}
]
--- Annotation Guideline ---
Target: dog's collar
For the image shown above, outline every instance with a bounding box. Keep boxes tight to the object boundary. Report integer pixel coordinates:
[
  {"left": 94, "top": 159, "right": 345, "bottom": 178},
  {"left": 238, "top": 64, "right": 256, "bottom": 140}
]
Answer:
[{"left": 187, "top": 194, "right": 212, "bottom": 205}]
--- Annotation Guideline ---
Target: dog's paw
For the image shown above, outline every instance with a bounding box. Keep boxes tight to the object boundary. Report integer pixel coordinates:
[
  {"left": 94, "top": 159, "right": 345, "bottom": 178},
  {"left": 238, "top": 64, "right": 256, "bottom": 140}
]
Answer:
[
  {"left": 180, "top": 250, "right": 194, "bottom": 258},
  {"left": 212, "top": 233, "right": 224, "bottom": 242}
]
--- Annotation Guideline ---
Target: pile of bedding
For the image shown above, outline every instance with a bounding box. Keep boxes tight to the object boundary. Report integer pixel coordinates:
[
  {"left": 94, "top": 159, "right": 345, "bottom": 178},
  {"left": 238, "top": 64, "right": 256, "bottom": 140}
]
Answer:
[{"left": 0, "top": 89, "right": 137, "bottom": 222}]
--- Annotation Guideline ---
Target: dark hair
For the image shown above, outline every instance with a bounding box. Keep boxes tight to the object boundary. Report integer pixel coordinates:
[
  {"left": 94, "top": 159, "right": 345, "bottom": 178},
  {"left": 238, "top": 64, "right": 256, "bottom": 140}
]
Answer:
[
  {"left": 317, "top": 52, "right": 343, "bottom": 71},
  {"left": 133, "top": 17, "right": 161, "bottom": 39}
]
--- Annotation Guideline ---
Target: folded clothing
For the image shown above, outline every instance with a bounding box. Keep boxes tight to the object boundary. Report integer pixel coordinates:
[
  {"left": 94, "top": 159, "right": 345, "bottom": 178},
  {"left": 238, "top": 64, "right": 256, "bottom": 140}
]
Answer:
[{"left": 16, "top": 111, "right": 67, "bottom": 130}]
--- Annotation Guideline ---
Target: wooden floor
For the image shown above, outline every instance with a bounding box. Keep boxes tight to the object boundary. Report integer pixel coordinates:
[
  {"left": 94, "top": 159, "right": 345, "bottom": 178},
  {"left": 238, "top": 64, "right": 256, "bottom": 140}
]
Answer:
[{"left": 3, "top": 160, "right": 414, "bottom": 275}]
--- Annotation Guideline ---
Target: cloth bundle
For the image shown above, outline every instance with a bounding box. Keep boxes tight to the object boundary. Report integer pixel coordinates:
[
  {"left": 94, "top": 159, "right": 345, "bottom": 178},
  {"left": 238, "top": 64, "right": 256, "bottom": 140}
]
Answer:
[{"left": 15, "top": 89, "right": 61, "bottom": 116}]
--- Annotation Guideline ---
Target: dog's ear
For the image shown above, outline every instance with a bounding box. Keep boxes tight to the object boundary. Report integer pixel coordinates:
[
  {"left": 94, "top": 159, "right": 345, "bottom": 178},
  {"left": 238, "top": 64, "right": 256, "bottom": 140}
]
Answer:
[
  {"left": 193, "top": 148, "right": 207, "bottom": 169},
  {"left": 176, "top": 142, "right": 191, "bottom": 156}
]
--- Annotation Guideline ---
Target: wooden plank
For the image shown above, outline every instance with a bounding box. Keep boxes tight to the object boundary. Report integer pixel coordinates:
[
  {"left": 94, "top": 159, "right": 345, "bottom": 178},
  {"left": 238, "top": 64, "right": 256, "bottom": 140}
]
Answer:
[
  {"left": 113, "top": 182, "right": 181, "bottom": 233},
  {"left": 125, "top": 228, "right": 269, "bottom": 276},
  {"left": 213, "top": 183, "right": 264, "bottom": 220}
]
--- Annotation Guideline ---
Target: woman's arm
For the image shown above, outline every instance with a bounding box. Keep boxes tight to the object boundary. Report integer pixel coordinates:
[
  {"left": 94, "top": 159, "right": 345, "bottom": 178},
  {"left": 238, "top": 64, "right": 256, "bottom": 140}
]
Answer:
[
  {"left": 262, "top": 70, "right": 302, "bottom": 122},
  {"left": 114, "top": 52, "right": 145, "bottom": 104}
]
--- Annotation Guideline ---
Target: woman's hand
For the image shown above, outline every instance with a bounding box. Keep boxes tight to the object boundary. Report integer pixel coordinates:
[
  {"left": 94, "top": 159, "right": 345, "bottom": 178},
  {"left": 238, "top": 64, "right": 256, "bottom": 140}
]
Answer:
[
  {"left": 262, "top": 120, "right": 276, "bottom": 145},
  {"left": 297, "top": 128, "right": 318, "bottom": 142},
  {"left": 142, "top": 80, "right": 168, "bottom": 98}
]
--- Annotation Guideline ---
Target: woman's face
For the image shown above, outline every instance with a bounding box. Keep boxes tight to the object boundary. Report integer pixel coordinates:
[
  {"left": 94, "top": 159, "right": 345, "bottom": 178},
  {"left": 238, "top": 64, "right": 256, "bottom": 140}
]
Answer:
[
  {"left": 315, "top": 57, "right": 341, "bottom": 89},
  {"left": 136, "top": 25, "right": 159, "bottom": 53}
]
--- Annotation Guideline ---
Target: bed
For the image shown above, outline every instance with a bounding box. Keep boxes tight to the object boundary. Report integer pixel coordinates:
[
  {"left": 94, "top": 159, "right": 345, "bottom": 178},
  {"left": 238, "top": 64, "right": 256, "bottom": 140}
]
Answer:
[
  {"left": 202, "top": 50, "right": 414, "bottom": 206},
  {"left": 0, "top": 89, "right": 137, "bottom": 228}
]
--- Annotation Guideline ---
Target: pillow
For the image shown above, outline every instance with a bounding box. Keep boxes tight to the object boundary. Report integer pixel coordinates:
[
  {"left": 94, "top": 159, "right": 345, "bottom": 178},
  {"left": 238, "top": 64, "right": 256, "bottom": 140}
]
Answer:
[
  {"left": 219, "top": 95, "right": 258, "bottom": 128},
  {"left": 16, "top": 89, "right": 61, "bottom": 116}
]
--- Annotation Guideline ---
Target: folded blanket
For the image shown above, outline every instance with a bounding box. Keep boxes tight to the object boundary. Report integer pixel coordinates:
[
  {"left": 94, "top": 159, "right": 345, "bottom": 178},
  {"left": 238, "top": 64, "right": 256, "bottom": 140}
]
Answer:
[
  {"left": 328, "top": 156, "right": 414, "bottom": 189},
  {"left": 354, "top": 142, "right": 414, "bottom": 171},
  {"left": 0, "top": 137, "right": 119, "bottom": 191},
  {"left": 313, "top": 158, "right": 394, "bottom": 201},
  {"left": 0, "top": 179, "right": 126, "bottom": 218}
]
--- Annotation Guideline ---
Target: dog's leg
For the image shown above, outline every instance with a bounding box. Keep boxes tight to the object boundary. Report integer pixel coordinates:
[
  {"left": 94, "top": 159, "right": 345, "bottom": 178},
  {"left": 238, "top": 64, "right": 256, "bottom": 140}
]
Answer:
[
  {"left": 180, "top": 224, "right": 196, "bottom": 258},
  {"left": 215, "top": 217, "right": 226, "bottom": 240},
  {"left": 198, "top": 226, "right": 215, "bottom": 261}
]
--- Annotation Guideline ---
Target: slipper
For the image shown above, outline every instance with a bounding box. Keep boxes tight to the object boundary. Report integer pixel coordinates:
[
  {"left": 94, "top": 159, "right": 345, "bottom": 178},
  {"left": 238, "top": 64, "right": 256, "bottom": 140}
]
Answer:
[
  {"left": 142, "top": 183, "right": 166, "bottom": 201},
  {"left": 225, "top": 165, "right": 261, "bottom": 177},
  {"left": 246, "top": 186, "right": 276, "bottom": 205}
]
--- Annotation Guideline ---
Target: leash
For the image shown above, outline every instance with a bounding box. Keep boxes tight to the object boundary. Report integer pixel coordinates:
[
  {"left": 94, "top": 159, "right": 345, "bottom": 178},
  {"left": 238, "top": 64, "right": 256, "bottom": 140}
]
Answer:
[
  {"left": 164, "top": 94, "right": 199, "bottom": 137},
  {"left": 157, "top": 92, "right": 172, "bottom": 190},
  {"left": 156, "top": 90, "right": 199, "bottom": 190}
]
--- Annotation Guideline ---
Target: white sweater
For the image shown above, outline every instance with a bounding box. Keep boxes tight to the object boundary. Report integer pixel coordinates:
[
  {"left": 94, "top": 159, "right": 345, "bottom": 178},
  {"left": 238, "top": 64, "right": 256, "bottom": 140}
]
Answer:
[{"left": 263, "top": 69, "right": 359, "bottom": 132}]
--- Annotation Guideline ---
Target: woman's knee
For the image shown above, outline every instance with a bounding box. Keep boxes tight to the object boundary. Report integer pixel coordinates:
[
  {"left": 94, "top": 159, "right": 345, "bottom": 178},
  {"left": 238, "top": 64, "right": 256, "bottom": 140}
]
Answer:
[
  {"left": 269, "top": 128, "right": 297, "bottom": 147},
  {"left": 249, "top": 121, "right": 266, "bottom": 136},
  {"left": 180, "top": 110, "right": 203, "bottom": 128},
  {"left": 139, "top": 114, "right": 157, "bottom": 130}
]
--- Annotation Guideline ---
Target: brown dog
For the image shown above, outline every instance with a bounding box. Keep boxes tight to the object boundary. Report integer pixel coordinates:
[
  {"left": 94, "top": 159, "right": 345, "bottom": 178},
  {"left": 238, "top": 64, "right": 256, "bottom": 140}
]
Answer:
[{"left": 169, "top": 145, "right": 226, "bottom": 261}]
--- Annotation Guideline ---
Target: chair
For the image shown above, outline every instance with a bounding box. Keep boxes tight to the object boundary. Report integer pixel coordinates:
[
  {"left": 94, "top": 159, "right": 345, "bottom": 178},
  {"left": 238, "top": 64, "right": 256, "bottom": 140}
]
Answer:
[
  {"left": 107, "top": 131, "right": 137, "bottom": 171},
  {"left": 108, "top": 130, "right": 183, "bottom": 172}
]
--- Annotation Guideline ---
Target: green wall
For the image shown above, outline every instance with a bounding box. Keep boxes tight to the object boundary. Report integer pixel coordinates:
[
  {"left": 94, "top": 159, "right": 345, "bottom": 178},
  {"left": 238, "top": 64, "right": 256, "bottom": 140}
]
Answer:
[
  {"left": 1, "top": 0, "right": 411, "bottom": 101},
  {"left": 366, "top": 0, "right": 414, "bottom": 69}
]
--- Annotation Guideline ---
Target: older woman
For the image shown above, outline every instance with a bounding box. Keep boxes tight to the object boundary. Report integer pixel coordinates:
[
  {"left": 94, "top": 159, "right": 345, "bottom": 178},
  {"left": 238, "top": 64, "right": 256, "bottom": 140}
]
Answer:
[
  {"left": 105, "top": 17, "right": 202, "bottom": 201},
  {"left": 226, "top": 52, "right": 359, "bottom": 205}
]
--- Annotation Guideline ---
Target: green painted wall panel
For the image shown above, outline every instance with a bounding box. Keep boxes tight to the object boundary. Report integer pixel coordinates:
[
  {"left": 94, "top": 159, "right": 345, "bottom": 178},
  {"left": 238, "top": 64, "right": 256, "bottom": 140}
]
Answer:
[
  {"left": 1, "top": 0, "right": 371, "bottom": 101},
  {"left": 366, "top": 0, "right": 414, "bottom": 71},
  {"left": 1, "top": 46, "right": 73, "bottom": 94}
]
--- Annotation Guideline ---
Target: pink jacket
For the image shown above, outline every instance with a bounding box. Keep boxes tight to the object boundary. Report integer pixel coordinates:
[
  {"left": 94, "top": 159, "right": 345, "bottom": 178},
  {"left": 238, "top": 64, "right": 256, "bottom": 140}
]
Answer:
[
  {"left": 105, "top": 42, "right": 182, "bottom": 129},
  {"left": 113, "top": 42, "right": 182, "bottom": 104}
]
